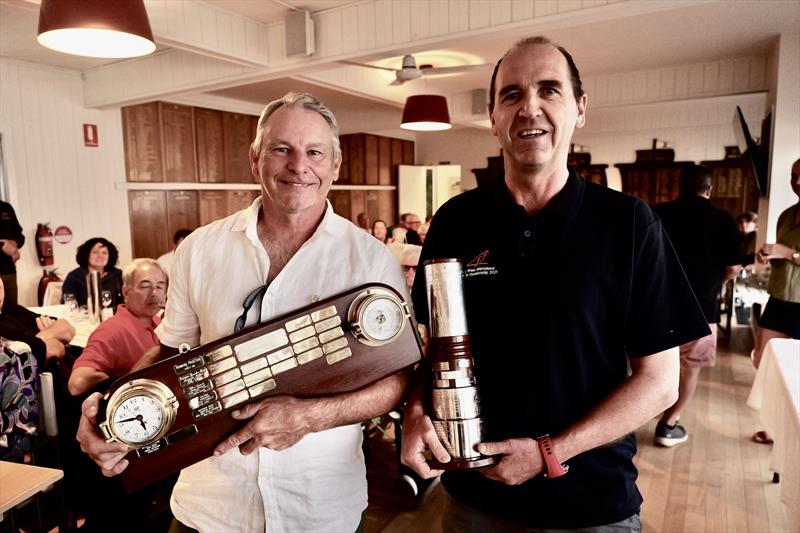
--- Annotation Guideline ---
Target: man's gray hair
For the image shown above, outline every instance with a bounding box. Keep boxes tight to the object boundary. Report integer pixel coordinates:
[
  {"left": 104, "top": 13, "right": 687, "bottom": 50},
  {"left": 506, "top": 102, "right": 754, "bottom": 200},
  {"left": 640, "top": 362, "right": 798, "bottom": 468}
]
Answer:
[
  {"left": 251, "top": 92, "right": 341, "bottom": 160},
  {"left": 122, "top": 258, "right": 167, "bottom": 287}
]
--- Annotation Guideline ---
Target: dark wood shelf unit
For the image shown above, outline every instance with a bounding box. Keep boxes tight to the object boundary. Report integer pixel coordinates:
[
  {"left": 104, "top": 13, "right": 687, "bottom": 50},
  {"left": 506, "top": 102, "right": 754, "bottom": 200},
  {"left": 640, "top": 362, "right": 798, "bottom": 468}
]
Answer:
[{"left": 122, "top": 103, "right": 413, "bottom": 257}]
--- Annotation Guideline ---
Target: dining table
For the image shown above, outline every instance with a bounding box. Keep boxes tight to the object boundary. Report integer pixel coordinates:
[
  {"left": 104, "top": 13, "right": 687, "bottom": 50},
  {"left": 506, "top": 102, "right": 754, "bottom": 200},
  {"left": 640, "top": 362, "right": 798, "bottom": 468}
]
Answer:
[
  {"left": 747, "top": 337, "right": 800, "bottom": 533},
  {"left": 27, "top": 304, "right": 105, "bottom": 348}
]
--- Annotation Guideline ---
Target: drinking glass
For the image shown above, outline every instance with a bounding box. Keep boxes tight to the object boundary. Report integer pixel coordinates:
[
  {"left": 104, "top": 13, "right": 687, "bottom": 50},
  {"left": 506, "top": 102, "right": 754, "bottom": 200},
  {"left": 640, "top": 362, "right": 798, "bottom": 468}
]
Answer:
[
  {"left": 101, "top": 290, "right": 113, "bottom": 309},
  {"left": 63, "top": 293, "right": 77, "bottom": 317}
]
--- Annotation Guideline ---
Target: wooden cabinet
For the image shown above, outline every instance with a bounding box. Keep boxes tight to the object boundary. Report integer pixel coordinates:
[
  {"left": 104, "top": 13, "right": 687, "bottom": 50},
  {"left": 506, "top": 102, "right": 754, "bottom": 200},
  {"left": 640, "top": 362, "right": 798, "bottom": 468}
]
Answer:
[
  {"left": 160, "top": 103, "right": 197, "bottom": 182},
  {"left": 195, "top": 108, "right": 225, "bottom": 183},
  {"left": 616, "top": 149, "right": 693, "bottom": 205},
  {"left": 223, "top": 112, "right": 257, "bottom": 183},
  {"left": 128, "top": 191, "right": 169, "bottom": 259},
  {"left": 199, "top": 191, "right": 229, "bottom": 227},
  {"left": 122, "top": 103, "right": 163, "bottom": 182},
  {"left": 166, "top": 190, "right": 199, "bottom": 238},
  {"left": 702, "top": 148, "right": 759, "bottom": 217},
  {"left": 122, "top": 103, "right": 410, "bottom": 256},
  {"left": 568, "top": 151, "right": 608, "bottom": 187},
  {"left": 330, "top": 133, "right": 412, "bottom": 226},
  {"left": 123, "top": 102, "right": 260, "bottom": 258}
]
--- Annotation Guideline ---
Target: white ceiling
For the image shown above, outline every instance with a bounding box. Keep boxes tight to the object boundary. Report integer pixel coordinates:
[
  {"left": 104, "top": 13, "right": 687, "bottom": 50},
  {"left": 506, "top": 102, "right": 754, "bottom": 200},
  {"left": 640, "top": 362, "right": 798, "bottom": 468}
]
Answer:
[
  {"left": 1, "top": 0, "right": 798, "bottom": 131},
  {"left": 202, "top": 0, "right": 357, "bottom": 25}
]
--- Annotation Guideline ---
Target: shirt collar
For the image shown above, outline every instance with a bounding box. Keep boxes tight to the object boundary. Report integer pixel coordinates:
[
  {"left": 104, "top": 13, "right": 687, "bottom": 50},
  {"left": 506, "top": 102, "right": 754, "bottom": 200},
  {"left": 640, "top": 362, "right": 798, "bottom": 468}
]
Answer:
[
  {"left": 231, "top": 195, "right": 339, "bottom": 239},
  {"left": 491, "top": 167, "right": 584, "bottom": 221}
]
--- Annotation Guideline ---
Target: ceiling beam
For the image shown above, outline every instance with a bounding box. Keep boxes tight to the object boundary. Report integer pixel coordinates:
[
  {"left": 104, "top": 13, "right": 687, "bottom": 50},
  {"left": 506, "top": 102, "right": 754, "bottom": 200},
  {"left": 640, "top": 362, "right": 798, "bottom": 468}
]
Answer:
[{"left": 83, "top": 0, "right": 701, "bottom": 108}]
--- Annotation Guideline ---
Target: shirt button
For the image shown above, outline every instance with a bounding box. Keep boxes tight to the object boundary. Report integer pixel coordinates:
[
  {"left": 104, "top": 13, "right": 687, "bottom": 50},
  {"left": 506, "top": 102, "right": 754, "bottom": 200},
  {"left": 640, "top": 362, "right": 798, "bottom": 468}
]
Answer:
[{"left": 523, "top": 230, "right": 532, "bottom": 237}]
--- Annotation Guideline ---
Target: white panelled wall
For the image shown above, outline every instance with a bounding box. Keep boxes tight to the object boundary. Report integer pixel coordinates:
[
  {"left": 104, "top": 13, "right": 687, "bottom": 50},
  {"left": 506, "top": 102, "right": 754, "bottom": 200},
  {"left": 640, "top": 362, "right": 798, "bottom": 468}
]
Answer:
[{"left": 1, "top": 59, "right": 130, "bottom": 306}]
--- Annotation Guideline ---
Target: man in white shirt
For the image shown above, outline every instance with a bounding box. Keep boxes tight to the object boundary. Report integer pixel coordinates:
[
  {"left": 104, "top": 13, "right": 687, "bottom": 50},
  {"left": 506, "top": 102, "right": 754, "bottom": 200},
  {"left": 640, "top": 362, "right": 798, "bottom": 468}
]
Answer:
[{"left": 76, "top": 92, "right": 410, "bottom": 532}]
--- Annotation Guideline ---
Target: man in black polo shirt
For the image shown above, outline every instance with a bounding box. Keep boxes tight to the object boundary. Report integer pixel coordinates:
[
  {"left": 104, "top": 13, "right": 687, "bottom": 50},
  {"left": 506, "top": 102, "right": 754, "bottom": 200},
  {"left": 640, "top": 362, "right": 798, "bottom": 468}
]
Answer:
[
  {"left": 401, "top": 36, "right": 709, "bottom": 531},
  {"left": 652, "top": 165, "right": 742, "bottom": 446}
]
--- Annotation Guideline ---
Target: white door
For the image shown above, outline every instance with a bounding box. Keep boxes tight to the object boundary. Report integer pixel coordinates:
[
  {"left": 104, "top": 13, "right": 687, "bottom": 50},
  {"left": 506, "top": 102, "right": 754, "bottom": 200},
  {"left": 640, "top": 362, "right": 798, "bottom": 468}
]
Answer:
[{"left": 398, "top": 164, "right": 462, "bottom": 220}]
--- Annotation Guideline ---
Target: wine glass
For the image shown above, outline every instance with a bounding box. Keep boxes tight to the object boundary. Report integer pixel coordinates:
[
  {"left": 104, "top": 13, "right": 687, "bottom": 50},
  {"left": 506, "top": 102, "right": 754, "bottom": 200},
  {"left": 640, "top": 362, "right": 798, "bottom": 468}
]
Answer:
[
  {"left": 63, "top": 293, "right": 77, "bottom": 317},
  {"left": 101, "top": 290, "right": 113, "bottom": 309},
  {"left": 101, "top": 290, "right": 113, "bottom": 320}
]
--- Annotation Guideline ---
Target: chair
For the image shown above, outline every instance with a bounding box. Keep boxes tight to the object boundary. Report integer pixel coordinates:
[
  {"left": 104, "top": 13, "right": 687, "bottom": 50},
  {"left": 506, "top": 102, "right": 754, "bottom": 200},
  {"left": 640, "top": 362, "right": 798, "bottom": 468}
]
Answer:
[{"left": 42, "top": 282, "right": 63, "bottom": 306}]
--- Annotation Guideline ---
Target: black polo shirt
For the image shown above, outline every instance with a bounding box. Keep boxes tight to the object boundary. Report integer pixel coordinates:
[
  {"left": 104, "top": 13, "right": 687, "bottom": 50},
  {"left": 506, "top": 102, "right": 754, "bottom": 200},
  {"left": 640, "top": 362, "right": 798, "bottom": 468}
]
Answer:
[
  {"left": 653, "top": 196, "right": 743, "bottom": 322},
  {"left": 411, "top": 170, "right": 709, "bottom": 529}
]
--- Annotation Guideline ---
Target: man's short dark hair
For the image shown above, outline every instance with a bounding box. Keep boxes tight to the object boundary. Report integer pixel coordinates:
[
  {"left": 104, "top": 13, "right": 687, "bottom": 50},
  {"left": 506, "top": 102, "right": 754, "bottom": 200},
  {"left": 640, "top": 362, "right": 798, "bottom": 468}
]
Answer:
[
  {"left": 488, "top": 36, "right": 585, "bottom": 114},
  {"left": 679, "top": 165, "right": 713, "bottom": 197},
  {"left": 173, "top": 229, "right": 192, "bottom": 244},
  {"left": 75, "top": 237, "right": 119, "bottom": 269}
]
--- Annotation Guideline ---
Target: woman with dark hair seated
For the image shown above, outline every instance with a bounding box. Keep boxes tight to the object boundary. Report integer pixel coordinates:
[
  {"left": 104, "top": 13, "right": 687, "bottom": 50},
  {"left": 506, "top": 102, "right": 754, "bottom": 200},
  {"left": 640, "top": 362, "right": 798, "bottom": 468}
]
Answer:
[{"left": 61, "top": 237, "right": 123, "bottom": 309}]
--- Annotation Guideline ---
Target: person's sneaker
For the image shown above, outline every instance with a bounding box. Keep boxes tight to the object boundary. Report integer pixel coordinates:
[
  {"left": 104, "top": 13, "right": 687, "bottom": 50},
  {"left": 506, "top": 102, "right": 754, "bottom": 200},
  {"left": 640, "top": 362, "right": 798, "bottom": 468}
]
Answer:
[{"left": 654, "top": 421, "right": 688, "bottom": 447}]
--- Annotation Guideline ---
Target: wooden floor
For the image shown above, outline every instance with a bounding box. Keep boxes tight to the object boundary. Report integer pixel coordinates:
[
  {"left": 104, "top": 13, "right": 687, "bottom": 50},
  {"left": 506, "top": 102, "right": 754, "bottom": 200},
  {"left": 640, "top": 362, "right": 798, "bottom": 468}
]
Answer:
[{"left": 364, "top": 326, "right": 790, "bottom": 533}]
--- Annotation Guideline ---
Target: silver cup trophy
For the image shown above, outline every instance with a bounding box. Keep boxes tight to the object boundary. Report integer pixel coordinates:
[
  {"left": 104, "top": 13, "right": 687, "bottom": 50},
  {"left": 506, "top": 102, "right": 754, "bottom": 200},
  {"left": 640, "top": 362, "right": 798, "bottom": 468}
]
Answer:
[
  {"left": 424, "top": 258, "right": 495, "bottom": 469},
  {"left": 86, "top": 270, "right": 103, "bottom": 323}
]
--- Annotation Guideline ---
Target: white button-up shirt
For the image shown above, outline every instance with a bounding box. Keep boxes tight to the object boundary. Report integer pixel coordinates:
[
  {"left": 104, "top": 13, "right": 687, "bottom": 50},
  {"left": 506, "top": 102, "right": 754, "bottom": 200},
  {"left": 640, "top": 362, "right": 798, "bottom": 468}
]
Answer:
[{"left": 156, "top": 198, "right": 407, "bottom": 532}]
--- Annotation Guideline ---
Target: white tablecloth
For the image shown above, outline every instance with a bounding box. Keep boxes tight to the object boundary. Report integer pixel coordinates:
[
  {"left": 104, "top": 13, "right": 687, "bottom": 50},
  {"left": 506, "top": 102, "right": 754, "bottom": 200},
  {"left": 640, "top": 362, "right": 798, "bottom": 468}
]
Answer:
[
  {"left": 747, "top": 338, "right": 800, "bottom": 533},
  {"left": 28, "top": 304, "right": 99, "bottom": 349}
]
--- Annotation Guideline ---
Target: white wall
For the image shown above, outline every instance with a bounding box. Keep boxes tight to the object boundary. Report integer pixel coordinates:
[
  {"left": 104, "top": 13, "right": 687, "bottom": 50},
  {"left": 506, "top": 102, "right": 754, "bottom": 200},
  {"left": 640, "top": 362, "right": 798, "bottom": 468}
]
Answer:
[
  {"left": 764, "top": 32, "right": 800, "bottom": 242},
  {"left": 0, "top": 58, "right": 130, "bottom": 306},
  {"left": 573, "top": 92, "right": 767, "bottom": 190},
  {"left": 415, "top": 127, "right": 499, "bottom": 191}
]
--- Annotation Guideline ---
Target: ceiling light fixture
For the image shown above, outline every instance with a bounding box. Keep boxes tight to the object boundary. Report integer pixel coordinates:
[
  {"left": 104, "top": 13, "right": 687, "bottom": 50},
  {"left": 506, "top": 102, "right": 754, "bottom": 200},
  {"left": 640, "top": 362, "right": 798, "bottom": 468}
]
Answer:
[
  {"left": 400, "top": 95, "right": 452, "bottom": 131},
  {"left": 37, "top": 0, "right": 156, "bottom": 59}
]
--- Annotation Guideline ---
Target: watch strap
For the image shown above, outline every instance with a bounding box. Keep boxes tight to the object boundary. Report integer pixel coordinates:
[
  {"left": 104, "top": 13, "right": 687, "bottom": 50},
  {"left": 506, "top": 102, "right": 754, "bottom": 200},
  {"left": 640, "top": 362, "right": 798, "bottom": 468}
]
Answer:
[{"left": 537, "top": 434, "right": 568, "bottom": 478}]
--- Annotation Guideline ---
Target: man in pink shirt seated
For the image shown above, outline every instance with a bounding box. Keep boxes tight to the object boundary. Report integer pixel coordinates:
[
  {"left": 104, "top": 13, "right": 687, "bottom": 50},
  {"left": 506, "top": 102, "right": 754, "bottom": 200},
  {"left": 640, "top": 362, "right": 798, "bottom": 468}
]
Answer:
[{"left": 68, "top": 258, "right": 167, "bottom": 396}]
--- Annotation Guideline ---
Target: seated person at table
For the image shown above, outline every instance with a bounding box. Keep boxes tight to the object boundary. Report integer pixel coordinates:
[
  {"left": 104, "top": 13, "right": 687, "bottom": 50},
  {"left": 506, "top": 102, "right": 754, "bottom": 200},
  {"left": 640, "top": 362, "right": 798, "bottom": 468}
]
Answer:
[
  {"left": 157, "top": 228, "right": 191, "bottom": 277},
  {"left": 61, "top": 237, "right": 123, "bottom": 309},
  {"left": 0, "top": 277, "right": 74, "bottom": 366},
  {"left": 68, "top": 259, "right": 166, "bottom": 396}
]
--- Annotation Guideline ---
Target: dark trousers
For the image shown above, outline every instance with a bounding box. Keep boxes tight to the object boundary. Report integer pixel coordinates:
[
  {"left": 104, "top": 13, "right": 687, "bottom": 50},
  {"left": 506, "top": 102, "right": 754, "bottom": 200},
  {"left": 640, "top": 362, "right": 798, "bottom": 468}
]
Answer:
[{"left": 442, "top": 492, "right": 642, "bottom": 533}]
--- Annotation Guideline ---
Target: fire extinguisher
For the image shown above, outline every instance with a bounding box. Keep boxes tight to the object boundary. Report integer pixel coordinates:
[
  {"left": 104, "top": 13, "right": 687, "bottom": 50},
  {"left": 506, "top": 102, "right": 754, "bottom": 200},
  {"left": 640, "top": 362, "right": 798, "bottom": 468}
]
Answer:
[{"left": 36, "top": 223, "right": 54, "bottom": 266}]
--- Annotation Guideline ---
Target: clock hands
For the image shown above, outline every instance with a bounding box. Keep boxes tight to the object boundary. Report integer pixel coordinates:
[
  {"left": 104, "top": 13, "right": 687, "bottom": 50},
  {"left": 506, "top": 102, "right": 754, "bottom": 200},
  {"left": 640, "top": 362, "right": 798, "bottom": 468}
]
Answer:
[{"left": 117, "top": 414, "right": 148, "bottom": 431}]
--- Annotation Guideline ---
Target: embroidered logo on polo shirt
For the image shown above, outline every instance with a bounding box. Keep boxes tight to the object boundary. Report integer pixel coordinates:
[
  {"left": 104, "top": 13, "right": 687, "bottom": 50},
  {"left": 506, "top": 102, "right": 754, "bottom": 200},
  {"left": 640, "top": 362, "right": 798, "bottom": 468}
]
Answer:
[
  {"left": 464, "top": 249, "right": 497, "bottom": 278},
  {"left": 467, "top": 250, "right": 489, "bottom": 268}
]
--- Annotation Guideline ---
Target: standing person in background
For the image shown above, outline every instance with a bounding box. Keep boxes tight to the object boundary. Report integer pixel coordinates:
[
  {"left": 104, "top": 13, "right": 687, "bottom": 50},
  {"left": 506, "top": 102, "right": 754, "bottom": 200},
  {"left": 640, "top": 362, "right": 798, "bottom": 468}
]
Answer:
[
  {"left": 736, "top": 211, "right": 758, "bottom": 267},
  {"left": 751, "top": 158, "right": 800, "bottom": 445},
  {"left": 651, "top": 165, "right": 743, "bottom": 447},
  {"left": 753, "top": 158, "right": 800, "bottom": 365},
  {"left": 61, "top": 238, "right": 123, "bottom": 309},
  {"left": 0, "top": 201, "right": 24, "bottom": 307},
  {"left": 157, "top": 229, "right": 192, "bottom": 277}
]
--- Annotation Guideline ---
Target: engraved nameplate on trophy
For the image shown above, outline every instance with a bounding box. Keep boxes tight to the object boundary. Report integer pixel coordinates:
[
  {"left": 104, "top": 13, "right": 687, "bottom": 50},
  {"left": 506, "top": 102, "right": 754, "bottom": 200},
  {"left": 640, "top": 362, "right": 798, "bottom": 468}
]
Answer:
[{"left": 98, "top": 283, "right": 422, "bottom": 492}]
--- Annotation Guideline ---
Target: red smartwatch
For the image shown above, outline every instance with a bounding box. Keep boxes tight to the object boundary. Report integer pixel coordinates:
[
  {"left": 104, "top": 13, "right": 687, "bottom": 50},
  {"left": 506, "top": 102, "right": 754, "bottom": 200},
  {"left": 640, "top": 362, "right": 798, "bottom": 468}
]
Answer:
[{"left": 536, "top": 434, "right": 568, "bottom": 478}]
